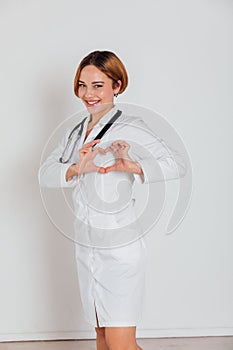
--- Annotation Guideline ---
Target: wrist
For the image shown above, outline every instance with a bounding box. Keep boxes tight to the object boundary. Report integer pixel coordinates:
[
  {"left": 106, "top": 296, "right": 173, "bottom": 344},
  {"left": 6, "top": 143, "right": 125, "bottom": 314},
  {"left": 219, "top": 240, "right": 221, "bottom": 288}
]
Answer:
[
  {"left": 125, "top": 159, "right": 143, "bottom": 175},
  {"left": 66, "top": 163, "right": 79, "bottom": 181},
  {"left": 71, "top": 163, "right": 80, "bottom": 176},
  {"left": 134, "top": 161, "right": 143, "bottom": 175}
]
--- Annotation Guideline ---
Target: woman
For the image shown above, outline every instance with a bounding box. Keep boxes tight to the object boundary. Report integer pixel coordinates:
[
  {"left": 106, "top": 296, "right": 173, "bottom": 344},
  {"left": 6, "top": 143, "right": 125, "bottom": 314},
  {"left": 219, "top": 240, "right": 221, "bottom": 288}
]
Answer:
[{"left": 39, "top": 51, "right": 186, "bottom": 350}]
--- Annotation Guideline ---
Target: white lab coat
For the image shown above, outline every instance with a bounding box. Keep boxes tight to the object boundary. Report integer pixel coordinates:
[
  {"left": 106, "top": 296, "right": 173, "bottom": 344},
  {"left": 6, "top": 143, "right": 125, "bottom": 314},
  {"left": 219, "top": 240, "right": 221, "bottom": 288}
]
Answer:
[{"left": 38, "top": 104, "right": 186, "bottom": 327}]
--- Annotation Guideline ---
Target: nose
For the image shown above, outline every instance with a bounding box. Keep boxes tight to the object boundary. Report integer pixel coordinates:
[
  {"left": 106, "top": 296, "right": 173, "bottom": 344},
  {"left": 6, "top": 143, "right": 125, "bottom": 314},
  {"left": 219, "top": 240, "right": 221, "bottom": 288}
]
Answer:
[{"left": 84, "top": 86, "right": 95, "bottom": 99}]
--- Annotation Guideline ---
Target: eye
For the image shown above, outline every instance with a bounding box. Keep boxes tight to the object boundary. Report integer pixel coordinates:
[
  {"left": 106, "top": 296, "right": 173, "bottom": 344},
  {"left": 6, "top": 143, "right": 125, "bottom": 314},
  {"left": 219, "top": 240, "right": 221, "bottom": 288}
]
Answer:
[
  {"left": 94, "top": 84, "right": 103, "bottom": 88},
  {"left": 78, "top": 83, "right": 86, "bottom": 88}
]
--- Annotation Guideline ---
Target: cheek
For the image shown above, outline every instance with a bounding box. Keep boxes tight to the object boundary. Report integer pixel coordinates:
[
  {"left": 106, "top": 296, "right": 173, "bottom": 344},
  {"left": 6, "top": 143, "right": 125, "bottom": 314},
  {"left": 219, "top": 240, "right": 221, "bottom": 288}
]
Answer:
[
  {"left": 99, "top": 87, "right": 114, "bottom": 99},
  {"left": 77, "top": 88, "right": 83, "bottom": 98}
]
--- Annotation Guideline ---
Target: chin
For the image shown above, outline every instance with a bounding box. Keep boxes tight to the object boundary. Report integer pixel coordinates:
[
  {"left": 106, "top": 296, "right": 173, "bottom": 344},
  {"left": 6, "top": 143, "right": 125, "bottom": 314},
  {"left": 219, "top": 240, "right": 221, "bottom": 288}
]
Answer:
[{"left": 86, "top": 102, "right": 113, "bottom": 114}]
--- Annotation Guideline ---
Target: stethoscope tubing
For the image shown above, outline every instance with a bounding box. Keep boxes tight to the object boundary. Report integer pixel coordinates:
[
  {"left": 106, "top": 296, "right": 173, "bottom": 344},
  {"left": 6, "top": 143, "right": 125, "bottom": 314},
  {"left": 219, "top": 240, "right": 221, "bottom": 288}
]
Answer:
[{"left": 59, "top": 116, "right": 88, "bottom": 163}]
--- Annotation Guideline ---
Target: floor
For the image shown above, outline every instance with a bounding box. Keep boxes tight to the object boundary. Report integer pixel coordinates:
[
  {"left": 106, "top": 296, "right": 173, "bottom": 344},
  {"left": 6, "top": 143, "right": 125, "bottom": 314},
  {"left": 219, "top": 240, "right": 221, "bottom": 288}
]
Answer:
[{"left": 0, "top": 337, "right": 233, "bottom": 350}]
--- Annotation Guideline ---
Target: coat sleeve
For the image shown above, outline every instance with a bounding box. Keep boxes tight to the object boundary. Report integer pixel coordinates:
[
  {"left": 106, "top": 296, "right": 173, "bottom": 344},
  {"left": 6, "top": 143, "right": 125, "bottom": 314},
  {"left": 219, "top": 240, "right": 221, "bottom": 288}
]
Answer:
[
  {"left": 38, "top": 129, "right": 79, "bottom": 188},
  {"left": 127, "top": 118, "right": 187, "bottom": 184}
]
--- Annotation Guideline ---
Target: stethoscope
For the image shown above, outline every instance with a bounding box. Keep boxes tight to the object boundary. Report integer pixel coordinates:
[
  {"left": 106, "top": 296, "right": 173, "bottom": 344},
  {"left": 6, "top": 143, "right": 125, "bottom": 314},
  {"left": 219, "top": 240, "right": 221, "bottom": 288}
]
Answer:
[
  {"left": 59, "top": 109, "right": 122, "bottom": 164},
  {"left": 59, "top": 116, "right": 88, "bottom": 164}
]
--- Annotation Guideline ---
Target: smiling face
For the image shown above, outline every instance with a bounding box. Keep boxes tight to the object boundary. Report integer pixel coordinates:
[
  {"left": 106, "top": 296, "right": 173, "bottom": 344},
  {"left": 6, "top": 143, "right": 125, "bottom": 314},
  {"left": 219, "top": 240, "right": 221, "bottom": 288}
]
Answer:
[{"left": 77, "top": 65, "right": 121, "bottom": 119}]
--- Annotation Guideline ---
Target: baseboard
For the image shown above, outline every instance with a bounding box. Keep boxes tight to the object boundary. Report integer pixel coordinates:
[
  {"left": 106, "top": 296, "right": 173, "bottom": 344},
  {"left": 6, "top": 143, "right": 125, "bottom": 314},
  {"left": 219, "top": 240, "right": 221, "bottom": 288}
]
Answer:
[
  {"left": 136, "top": 327, "right": 233, "bottom": 338},
  {"left": 1, "top": 327, "right": 233, "bottom": 342}
]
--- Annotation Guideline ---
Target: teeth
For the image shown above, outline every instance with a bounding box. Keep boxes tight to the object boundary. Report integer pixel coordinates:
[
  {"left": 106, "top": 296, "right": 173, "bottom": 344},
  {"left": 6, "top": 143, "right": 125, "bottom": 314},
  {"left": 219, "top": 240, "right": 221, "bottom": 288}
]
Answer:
[{"left": 87, "top": 100, "right": 99, "bottom": 105}]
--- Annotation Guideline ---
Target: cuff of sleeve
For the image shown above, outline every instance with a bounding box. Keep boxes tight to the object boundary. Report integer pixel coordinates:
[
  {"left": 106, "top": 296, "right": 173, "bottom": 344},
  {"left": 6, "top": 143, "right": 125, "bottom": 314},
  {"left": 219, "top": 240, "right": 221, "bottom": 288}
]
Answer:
[
  {"left": 60, "top": 163, "right": 79, "bottom": 187},
  {"left": 133, "top": 157, "right": 164, "bottom": 184}
]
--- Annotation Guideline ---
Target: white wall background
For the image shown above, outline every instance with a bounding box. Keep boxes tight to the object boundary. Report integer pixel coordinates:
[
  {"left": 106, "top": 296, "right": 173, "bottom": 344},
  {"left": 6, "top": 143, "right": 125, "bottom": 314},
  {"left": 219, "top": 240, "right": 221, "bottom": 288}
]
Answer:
[{"left": 0, "top": 0, "right": 233, "bottom": 342}]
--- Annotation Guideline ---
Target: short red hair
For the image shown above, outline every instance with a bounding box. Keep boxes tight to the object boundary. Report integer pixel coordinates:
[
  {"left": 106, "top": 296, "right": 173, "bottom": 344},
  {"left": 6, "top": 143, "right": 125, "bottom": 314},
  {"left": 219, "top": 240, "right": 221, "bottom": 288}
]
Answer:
[{"left": 74, "top": 50, "right": 128, "bottom": 97}]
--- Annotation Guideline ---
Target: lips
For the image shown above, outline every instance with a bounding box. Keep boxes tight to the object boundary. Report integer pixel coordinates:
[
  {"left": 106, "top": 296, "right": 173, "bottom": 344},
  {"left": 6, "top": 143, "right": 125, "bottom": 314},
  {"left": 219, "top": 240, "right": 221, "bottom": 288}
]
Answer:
[{"left": 85, "top": 99, "right": 101, "bottom": 107}]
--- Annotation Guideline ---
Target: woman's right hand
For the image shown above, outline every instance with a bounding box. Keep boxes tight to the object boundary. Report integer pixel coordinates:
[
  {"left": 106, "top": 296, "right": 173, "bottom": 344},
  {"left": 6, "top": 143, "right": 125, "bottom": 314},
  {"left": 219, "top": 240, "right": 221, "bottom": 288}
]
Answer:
[
  {"left": 77, "top": 139, "right": 106, "bottom": 174},
  {"left": 65, "top": 140, "right": 106, "bottom": 181}
]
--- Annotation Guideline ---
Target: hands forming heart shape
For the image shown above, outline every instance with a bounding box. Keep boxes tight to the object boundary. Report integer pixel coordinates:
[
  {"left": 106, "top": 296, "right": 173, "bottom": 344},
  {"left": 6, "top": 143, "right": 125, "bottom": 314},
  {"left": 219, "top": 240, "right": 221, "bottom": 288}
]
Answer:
[{"left": 77, "top": 139, "right": 140, "bottom": 175}]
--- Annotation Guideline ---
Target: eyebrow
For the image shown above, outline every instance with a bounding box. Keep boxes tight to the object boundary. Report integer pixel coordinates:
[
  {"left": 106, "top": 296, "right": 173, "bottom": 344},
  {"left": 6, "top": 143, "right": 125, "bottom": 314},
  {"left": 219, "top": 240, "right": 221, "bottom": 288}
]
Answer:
[{"left": 78, "top": 80, "right": 105, "bottom": 84}]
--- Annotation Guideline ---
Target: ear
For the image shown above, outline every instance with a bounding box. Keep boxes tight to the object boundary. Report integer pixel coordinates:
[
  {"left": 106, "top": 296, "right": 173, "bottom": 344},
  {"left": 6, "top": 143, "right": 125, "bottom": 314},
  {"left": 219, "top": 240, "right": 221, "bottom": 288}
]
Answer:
[{"left": 113, "top": 80, "right": 122, "bottom": 94}]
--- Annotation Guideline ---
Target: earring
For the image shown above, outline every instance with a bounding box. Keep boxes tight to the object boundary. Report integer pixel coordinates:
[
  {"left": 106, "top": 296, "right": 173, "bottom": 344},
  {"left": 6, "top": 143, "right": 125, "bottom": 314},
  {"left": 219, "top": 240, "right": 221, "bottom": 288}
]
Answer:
[{"left": 114, "top": 93, "right": 119, "bottom": 98}]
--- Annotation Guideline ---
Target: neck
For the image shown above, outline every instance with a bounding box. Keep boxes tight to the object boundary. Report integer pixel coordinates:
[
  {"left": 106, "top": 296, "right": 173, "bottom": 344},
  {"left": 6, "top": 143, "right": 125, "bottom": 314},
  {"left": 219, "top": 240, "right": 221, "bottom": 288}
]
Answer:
[{"left": 89, "top": 104, "right": 115, "bottom": 124}]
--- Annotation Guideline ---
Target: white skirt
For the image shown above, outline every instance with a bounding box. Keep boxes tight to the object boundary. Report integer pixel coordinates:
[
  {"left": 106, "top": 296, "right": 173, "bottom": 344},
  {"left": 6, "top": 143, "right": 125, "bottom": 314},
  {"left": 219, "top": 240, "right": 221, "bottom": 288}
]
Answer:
[{"left": 74, "top": 237, "right": 147, "bottom": 327}]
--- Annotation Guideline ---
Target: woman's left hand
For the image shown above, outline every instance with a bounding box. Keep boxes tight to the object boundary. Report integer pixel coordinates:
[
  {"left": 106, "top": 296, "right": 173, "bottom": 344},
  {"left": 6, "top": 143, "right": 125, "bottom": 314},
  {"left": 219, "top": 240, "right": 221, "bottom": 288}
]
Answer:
[{"left": 104, "top": 140, "right": 143, "bottom": 175}]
